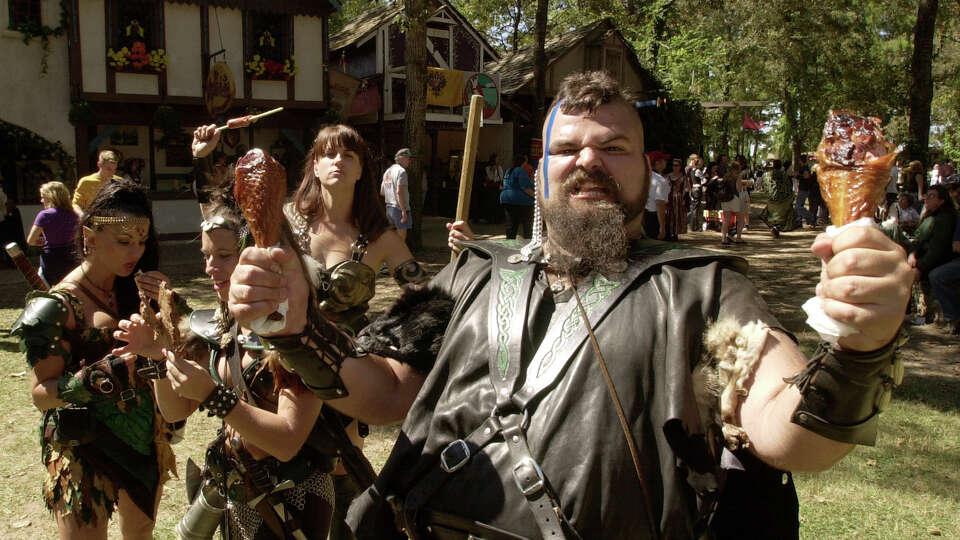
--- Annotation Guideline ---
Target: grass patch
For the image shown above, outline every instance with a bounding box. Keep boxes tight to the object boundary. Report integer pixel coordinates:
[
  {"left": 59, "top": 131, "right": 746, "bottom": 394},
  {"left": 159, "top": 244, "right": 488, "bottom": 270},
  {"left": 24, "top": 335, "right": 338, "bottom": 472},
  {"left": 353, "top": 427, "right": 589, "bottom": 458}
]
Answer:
[{"left": 0, "top": 223, "right": 956, "bottom": 537}]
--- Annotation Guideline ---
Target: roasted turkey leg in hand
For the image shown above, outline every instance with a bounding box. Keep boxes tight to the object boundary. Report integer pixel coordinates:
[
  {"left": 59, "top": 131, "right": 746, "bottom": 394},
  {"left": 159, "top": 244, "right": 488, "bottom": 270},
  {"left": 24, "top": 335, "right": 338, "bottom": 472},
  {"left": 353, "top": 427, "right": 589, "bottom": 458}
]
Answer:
[
  {"left": 815, "top": 110, "right": 898, "bottom": 226},
  {"left": 234, "top": 149, "right": 286, "bottom": 247}
]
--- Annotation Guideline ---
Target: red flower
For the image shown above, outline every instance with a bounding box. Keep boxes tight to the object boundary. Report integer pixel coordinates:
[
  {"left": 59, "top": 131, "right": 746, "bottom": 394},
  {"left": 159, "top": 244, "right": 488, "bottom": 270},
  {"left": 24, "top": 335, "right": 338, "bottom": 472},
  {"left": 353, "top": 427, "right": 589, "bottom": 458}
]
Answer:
[{"left": 129, "top": 41, "right": 150, "bottom": 69}]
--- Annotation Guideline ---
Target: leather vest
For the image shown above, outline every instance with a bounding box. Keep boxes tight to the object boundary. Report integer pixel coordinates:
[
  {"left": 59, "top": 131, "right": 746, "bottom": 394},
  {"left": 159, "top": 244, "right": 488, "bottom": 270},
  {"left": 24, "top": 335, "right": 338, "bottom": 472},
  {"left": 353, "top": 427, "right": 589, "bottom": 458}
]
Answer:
[{"left": 350, "top": 240, "right": 785, "bottom": 539}]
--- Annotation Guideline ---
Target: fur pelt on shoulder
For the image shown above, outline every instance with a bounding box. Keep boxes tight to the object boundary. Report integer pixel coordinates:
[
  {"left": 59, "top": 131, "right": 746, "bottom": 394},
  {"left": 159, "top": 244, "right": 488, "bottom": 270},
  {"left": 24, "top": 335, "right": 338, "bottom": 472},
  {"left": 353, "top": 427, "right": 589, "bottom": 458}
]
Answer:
[
  {"left": 694, "top": 318, "right": 770, "bottom": 450},
  {"left": 356, "top": 286, "right": 455, "bottom": 373}
]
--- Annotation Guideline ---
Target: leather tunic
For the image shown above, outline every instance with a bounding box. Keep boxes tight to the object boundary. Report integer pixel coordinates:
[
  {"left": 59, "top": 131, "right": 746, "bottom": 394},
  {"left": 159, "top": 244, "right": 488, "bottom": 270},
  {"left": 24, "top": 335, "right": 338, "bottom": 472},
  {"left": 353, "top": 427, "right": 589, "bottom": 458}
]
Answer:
[{"left": 349, "top": 240, "right": 785, "bottom": 539}]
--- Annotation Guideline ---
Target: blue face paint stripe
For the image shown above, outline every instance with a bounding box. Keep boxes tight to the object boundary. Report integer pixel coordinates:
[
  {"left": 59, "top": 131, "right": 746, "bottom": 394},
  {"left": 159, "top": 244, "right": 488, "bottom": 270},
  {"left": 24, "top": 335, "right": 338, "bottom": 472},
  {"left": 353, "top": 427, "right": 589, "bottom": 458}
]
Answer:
[{"left": 542, "top": 100, "right": 564, "bottom": 200}]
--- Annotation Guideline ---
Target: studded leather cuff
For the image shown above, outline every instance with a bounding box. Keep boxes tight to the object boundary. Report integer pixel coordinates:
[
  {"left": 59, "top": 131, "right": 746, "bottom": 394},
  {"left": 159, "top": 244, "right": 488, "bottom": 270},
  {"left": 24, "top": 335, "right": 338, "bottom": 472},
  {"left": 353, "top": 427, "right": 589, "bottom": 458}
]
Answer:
[
  {"left": 200, "top": 384, "right": 239, "bottom": 419},
  {"left": 785, "top": 331, "right": 905, "bottom": 446}
]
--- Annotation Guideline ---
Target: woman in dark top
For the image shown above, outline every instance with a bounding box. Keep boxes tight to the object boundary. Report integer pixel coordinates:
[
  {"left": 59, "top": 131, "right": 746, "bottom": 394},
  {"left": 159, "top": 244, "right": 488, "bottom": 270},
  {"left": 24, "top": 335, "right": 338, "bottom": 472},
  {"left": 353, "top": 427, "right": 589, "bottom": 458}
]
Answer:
[
  {"left": 499, "top": 154, "right": 536, "bottom": 240},
  {"left": 27, "top": 181, "right": 79, "bottom": 285}
]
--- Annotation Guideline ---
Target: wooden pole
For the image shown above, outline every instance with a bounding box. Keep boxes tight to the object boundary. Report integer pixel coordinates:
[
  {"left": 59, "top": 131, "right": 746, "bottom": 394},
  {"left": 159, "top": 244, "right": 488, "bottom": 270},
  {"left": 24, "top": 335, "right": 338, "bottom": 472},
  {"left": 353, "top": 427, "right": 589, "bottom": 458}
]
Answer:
[{"left": 451, "top": 94, "right": 485, "bottom": 262}]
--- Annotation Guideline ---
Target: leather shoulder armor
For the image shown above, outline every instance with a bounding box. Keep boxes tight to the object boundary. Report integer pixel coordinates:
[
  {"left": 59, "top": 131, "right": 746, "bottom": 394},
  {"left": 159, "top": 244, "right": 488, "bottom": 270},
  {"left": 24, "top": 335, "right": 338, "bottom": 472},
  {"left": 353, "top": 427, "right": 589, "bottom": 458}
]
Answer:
[
  {"left": 189, "top": 309, "right": 224, "bottom": 346},
  {"left": 12, "top": 291, "right": 71, "bottom": 367}
]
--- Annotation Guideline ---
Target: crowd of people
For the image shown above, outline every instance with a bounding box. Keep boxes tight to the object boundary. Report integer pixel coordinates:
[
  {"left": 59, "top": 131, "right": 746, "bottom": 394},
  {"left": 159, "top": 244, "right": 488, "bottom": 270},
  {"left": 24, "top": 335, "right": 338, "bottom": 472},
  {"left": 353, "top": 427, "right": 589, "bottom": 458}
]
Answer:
[{"left": 6, "top": 70, "right": 934, "bottom": 539}]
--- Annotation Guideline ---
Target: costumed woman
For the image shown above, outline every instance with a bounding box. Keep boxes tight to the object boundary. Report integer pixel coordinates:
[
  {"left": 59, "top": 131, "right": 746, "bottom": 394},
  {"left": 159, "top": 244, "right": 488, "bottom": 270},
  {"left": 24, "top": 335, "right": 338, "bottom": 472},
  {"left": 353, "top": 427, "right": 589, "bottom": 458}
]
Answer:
[
  {"left": 192, "top": 122, "right": 428, "bottom": 539},
  {"left": 117, "top": 188, "right": 337, "bottom": 539},
  {"left": 13, "top": 179, "right": 175, "bottom": 539}
]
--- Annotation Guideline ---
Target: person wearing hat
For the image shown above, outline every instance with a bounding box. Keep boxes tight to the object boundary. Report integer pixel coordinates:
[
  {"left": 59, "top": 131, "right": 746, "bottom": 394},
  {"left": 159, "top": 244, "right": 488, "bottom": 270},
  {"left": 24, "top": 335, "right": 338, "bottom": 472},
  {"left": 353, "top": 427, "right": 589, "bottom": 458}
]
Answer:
[
  {"left": 72, "top": 149, "right": 123, "bottom": 215},
  {"left": 381, "top": 148, "right": 413, "bottom": 239}
]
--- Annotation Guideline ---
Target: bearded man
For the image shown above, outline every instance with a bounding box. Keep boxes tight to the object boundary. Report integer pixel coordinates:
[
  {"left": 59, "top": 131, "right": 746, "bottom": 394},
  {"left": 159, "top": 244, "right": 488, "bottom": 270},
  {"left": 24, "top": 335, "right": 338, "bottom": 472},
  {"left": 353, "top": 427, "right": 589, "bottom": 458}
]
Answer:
[{"left": 227, "top": 72, "right": 912, "bottom": 539}]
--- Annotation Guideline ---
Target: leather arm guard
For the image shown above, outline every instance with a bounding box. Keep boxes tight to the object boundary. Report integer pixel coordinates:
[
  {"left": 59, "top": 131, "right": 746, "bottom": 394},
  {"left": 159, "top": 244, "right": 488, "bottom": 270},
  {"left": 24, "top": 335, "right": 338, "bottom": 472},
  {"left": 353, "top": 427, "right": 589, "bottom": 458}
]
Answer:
[
  {"left": 11, "top": 291, "right": 70, "bottom": 368},
  {"left": 261, "top": 312, "right": 363, "bottom": 400},
  {"left": 785, "top": 333, "right": 906, "bottom": 446}
]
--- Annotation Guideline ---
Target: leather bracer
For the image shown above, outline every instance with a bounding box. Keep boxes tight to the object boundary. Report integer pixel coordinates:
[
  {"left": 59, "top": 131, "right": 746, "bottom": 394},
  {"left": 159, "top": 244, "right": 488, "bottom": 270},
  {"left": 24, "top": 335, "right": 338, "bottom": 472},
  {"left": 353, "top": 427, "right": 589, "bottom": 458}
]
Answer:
[
  {"left": 785, "top": 334, "right": 905, "bottom": 446},
  {"left": 261, "top": 312, "right": 363, "bottom": 400}
]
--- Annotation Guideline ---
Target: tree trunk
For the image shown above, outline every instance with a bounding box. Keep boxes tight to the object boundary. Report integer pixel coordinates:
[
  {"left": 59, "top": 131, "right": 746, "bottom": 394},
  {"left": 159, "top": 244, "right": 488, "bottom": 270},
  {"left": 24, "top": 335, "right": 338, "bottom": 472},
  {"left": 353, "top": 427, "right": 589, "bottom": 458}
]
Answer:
[
  {"left": 532, "top": 0, "right": 548, "bottom": 131},
  {"left": 511, "top": 0, "right": 522, "bottom": 53},
  {"left": 906, "top": 0, "right": 938, "bottom": 167},
  {"left": 402, "top": 0, "right": 434, "bottom": 250}
]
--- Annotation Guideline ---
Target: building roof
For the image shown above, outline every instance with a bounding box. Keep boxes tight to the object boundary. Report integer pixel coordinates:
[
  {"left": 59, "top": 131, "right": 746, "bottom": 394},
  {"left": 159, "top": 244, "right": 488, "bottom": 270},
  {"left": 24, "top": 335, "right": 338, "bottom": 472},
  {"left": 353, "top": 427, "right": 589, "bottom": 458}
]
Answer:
[
  {"left": 330, "top": 0, "right": 498, "bottom": 61},
  {"left": 330, "top": 2, "right": 401, "bottom": 51},
  {"left": 486, "top": 19, "right": 661, "bottom": 96},
  {"left": 169, "top": 0, "right": 340, "bottom": 17}
]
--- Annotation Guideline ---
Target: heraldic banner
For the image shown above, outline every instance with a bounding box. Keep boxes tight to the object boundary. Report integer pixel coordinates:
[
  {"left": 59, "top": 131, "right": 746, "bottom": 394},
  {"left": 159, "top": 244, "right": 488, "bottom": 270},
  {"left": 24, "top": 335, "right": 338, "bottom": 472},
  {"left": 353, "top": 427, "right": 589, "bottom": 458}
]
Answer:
[{"left": 426, "top": 67, "right": 464, "bottom": 107}]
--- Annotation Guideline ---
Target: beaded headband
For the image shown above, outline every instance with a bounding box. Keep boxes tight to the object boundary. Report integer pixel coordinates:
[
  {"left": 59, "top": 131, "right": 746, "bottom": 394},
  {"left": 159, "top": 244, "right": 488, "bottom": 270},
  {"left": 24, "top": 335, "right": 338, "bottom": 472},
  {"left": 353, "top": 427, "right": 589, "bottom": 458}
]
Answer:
[
  {"left": 200, "top": 216, "right": 231, "bottom": 232},
  {"left": 200, "top": 215, "right": 252, "bottom": 251},
  {"left": 89, "top": 215, "right": 150, "bottom": 233}
]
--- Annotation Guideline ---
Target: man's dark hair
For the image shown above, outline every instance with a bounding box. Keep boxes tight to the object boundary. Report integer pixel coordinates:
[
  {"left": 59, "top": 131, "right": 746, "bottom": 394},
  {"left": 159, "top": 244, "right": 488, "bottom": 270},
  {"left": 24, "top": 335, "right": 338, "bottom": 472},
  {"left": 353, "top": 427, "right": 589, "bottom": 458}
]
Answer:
[
  {"left": 550, "top": 71, "right": 636, "bottom": 115},
  {"left": 930, "top": 184, "right": 957, "bottom": 215}
]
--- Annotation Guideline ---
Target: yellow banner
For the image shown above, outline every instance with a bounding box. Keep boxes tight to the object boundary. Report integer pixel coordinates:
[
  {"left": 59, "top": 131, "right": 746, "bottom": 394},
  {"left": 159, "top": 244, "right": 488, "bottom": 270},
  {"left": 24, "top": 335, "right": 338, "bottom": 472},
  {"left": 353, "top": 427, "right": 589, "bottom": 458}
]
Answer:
[{"left": 426, "top": 67, "right": 464, "bottom": 107}]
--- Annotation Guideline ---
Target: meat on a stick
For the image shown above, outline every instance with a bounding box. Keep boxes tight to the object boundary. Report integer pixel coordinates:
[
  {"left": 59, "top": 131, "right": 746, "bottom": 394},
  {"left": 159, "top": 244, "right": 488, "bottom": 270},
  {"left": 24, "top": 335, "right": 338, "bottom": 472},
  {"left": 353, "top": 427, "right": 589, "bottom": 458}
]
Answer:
[
  {"left": 815, "top": 110, "right": 898, "bottom": 226},
  {"left": 234, "top": 149, "right": 286, "bottom": 248}
]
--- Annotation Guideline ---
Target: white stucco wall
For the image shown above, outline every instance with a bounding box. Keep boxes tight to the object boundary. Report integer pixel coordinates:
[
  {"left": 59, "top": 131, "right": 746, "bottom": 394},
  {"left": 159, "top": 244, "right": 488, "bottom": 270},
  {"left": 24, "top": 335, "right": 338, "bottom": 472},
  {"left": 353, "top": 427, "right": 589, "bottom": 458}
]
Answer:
[
  {"left": 208, "top": 6, "right": 244, "bottom": 99},
  {"left": 251, "top": 79, "right": 287, "bottom": 101},
  {"left": 294, "top": 15, "right": 324, "bottom": 102},
  {"left": 165, "top": 2, "right": 202, "bottom": 97},
  {"left": 116, "top": 72, "right": 160, "bottom": 94},
  {"left": 79, "top": 0, "right": 106, "bottom": 93},
  {"left": 0, "top": 0, "right": 75, "bottom": 156}
]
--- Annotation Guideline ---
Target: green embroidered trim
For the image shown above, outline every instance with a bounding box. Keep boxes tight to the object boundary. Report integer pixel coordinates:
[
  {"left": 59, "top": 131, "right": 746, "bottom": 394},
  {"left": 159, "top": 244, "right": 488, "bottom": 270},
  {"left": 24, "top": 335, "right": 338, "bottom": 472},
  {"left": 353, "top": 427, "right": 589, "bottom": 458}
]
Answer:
[
  {"left": 493, "top": 239, "right": 527, "bottom": 249},
  {"left": 536, "top": 274, "right": 621, "bottom": 377},
  {"left": 495, "top": 268, "right": 529, "bottom": 378}
]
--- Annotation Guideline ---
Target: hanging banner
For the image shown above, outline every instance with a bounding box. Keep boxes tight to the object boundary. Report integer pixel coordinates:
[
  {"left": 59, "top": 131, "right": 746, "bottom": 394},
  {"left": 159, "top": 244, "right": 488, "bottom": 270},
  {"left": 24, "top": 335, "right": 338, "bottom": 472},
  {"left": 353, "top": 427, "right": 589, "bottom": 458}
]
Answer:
[
  {"left": 205, "top": 62, "right": 236, "bottom": 117},
  {"left": 329, "top": 69, "right": 361, "bottom": 119},
  {"left": 426, "top": 67, "right": 465, "bottom": 107},
  {"left": 349, "top": 82, "right": 381, "bottom": 117}
]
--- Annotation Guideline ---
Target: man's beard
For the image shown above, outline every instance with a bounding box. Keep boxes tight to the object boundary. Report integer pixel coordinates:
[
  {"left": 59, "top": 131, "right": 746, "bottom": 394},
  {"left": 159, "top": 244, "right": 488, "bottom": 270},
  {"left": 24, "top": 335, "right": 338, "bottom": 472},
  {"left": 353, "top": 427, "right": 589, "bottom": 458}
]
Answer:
[{"left": 540, "top": 168, "right": 631, "bottom": 278}]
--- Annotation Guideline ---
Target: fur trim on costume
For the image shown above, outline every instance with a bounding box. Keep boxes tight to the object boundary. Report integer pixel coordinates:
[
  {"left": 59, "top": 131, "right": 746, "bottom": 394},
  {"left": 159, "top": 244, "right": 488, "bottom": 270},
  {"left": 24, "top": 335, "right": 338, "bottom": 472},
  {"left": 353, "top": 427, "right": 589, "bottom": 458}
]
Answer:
[
  {"left": 696, "top": 318, "right": 770, "bottom": 450},
  {"left": 356, "top": 286, "right": 455, "bottom": 373}
]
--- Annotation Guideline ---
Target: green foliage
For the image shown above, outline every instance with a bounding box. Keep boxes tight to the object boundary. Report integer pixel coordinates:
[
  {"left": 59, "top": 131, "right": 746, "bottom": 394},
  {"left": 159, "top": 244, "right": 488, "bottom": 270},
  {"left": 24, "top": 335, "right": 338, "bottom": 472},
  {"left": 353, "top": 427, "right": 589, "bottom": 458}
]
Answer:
[{"left": 10, "top": 0, "right": 71, "bottom": 75}]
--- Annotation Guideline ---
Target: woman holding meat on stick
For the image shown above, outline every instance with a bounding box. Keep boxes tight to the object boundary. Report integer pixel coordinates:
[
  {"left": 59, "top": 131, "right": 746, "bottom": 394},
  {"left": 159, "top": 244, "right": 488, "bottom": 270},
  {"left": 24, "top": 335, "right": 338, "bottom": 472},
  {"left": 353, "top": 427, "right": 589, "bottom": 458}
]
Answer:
[{"left": 192, "top": 121, "right": 428, "bottom": 539}]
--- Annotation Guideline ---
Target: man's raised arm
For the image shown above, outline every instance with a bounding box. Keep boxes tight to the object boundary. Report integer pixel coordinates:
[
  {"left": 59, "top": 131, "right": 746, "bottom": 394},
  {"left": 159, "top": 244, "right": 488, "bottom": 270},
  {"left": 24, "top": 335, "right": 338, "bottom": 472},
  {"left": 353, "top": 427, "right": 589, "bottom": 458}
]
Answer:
[
  {"left": 228, "top": 245, "right": 426, "bottom": 424},
  {"left": 740, "top": 226, "right": 912, "bottom": 472}
]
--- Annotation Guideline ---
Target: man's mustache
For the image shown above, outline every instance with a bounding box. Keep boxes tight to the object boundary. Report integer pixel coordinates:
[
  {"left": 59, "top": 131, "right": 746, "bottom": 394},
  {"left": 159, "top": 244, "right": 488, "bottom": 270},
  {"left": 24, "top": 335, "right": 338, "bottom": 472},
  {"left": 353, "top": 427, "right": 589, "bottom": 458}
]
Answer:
[{"left": 560, "top": 168, "right": 621, "bottom": 198}]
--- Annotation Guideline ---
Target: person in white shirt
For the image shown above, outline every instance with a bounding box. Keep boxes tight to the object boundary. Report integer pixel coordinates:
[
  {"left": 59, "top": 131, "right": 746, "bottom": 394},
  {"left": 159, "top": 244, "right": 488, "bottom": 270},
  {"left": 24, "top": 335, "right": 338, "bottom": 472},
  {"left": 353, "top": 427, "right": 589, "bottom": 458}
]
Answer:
[
  {"left": 381, "top": 148, "right": 413, "bottom": 240},
  {"left": 642, "top": 151, "right": 670, "bottom": 240}
]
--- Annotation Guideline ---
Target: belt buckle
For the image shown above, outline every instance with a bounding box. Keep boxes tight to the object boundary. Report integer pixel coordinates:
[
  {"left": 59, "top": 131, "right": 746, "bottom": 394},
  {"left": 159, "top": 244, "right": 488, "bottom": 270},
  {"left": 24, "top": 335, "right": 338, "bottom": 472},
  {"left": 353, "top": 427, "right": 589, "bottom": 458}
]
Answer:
[
  {"left": 439, "top": 439, "right": 470, "bottom": 473},
  {"left": 119, "top": 388, "right": 137, "bottom": 401},
  {"left": 512, "top": 458, "right": 544, "bottom": 496}
]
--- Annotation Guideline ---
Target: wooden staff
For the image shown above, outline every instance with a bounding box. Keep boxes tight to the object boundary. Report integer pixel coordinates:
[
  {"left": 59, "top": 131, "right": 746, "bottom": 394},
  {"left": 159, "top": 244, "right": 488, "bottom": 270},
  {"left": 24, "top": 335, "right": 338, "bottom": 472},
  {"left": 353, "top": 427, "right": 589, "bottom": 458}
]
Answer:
[
  {"left": 5, "top": 242, "right": 48, "bottom": 291},
  {"left": 215, "top": 106, "right": 284, "bottom": 133},
  {"left": 451, "top": 94, "right": 485, "bottom": 262}
]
